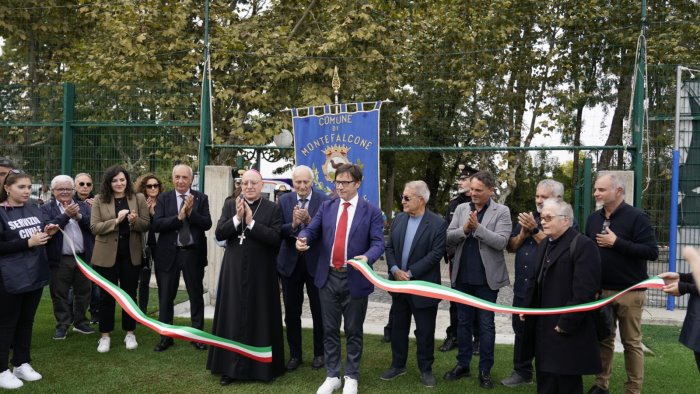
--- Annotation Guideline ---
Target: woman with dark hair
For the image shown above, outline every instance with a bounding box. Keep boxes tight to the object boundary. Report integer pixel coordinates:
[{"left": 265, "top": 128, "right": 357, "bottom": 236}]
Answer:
[
  {"left": 90, "top": 165, "right": 149, "bottom": 353},
  {"left": 0, "top": 170, "right": 58, "bottom": 389},
  {"left": 134, "top": 173, "right": 163, "bottom": 312}
]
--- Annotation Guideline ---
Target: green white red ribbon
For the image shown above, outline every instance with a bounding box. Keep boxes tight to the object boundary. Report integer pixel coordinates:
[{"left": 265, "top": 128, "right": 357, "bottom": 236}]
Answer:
[
  {"left": 63, "top": 231, "right": 271, "bottom": 362},
  {"left": 346, "top": 259, "right": 665, "bottom": 315}
]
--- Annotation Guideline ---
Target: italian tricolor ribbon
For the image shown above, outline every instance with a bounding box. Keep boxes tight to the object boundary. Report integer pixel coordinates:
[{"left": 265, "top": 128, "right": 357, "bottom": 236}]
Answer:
[
  {"left": 63, "top": 231, "right": 272, "bottom": 362},
  {"left": 346, "top": 259, "right": 665, "bottom": 315}
]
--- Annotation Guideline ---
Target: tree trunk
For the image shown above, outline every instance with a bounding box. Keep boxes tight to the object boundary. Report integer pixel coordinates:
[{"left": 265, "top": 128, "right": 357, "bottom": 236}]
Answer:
[{"left": 599, "top": 72, "right": 631, "bottom": 170}]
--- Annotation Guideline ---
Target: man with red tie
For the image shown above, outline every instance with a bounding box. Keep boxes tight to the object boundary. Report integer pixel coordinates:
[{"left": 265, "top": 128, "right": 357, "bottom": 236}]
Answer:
[{"left": 296, "top": 164, "right": 385, "bottom": 394}]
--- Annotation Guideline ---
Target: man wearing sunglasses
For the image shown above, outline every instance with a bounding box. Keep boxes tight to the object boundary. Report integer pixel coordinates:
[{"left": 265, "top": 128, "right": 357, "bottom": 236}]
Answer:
[
  {"left": 380, "top": 181, "right": 446, "bottom": 388},
  {"left": 73, "top": 173, "right": 95, "bottom": 206},
  {"left": 585, "top": 173, "right": 658, "bottom": 394},
  {"left": 444, "top": 170, "right": 512, "bottom": 389}
]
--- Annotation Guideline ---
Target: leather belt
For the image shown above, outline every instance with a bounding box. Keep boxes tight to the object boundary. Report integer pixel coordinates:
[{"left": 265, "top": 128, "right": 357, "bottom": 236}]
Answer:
[
  {"left": 176, "top": 245, "right": 196, "bottom": 250},
  {"left": 330, "top": 266, "right": 347, "bottom": 273}
]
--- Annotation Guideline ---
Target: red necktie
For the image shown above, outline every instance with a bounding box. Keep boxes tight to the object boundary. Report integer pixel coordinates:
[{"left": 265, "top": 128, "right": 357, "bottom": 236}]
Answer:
[{"left": 332, "top": 202, "right": 351, "bottom": 269}]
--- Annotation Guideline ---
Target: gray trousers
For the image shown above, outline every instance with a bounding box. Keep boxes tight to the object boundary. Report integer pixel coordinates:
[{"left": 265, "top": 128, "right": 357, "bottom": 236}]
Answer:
[
  {"left": 319, "top": 270, "right": 368, "bottom": 380},
  {"left": 49, "top": 255, "right": 91, "bottom": 329}
]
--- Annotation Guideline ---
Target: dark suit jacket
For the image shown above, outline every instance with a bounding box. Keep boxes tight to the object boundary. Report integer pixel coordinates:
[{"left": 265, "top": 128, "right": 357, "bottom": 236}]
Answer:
[
  {"left": 522, "top": 228, "right": 602, "bottom": 375},
  {"left": 298, "top": 196, "right": 385, "bottom": 298},
  {"left": 386, "top": 210, "right": 446, "bottom": 308},
  {"left": 42, "top": 199, "right": 94, "bottom": 266},
  {"left": 151, "top": 189, "right": 212, "bottom": 271},
  {"left": 276, "top": 188, "right": 330, "bottom": 278}
]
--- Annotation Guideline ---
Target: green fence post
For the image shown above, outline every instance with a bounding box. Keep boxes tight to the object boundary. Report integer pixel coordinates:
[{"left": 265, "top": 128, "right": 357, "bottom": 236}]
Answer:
[
  {"left": 61, "top": 83, "right": 75, "bottom": 175},
  {"left": 631, "top": 0, "right": 647, "bottom": 207},
  {"left": 583, "top": 156, "right": 592, "bottom": 230}
]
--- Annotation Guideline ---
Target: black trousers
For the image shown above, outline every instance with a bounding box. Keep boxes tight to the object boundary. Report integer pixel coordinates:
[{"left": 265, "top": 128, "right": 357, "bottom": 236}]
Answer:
[
  {"left": 511, "top": 295, "right": 533, "bottom": 379},
  {"left": 93, "top": 239, "right": 140, "bottom": 333},
  {"left": 695, "top": 351, "right": 700, "bottom": 373},
  {"left": 155, "top": 248, "right": 204, "bottom": 333},
  {"left": 319, "top": 270, "right": 368, "bottom": 380},
  {"left": 280, "top": 257, "right": 323, "bottom": 359},
  {"left": 390, "top": 293, "right": 438, "bottom": 372},
  {"left": 536, "top": 369, "right": 583, "bottom": 394},
  {"left": 0, "top": 280, "right": 42, "bottom": 373},
  {"left": 49, "top": 255, "right": 91, "bottom": 329}
]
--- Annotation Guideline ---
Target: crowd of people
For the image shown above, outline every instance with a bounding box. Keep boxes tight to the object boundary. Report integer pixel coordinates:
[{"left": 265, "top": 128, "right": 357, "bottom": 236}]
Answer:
[{"left": 0, "top": 156, "right": 698, "bottom": 393}]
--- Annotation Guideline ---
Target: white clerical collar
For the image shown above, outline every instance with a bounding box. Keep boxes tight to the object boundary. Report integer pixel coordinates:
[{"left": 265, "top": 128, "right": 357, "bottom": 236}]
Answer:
[{"left": 244, "top": 197, "right": 261, "bottom": 204}]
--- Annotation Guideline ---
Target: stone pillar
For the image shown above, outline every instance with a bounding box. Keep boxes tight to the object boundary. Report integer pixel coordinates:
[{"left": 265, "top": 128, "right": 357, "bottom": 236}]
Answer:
[{"left": 204, "top": 165, "right": 233, "bottom": 305}]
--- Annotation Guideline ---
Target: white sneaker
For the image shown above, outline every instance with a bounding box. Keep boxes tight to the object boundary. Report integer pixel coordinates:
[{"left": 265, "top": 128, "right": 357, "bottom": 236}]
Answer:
[
  {"left": 97, "top": 336, "right": 111, "bottom": 353},
  {"left": 316, "top": 376, "right": 342, "bottom": 394},
  {"left": 12, "top": 363, "right": 42, "bottom": 382},
  {"left": 342, "top": 376, "right": 358, "bottom": 394},
  {"left": 0, "top": 370, "right": 23, "bottom": 389},
  {"left": 124, "top": 333, "right": 138, "bottom": 350}
]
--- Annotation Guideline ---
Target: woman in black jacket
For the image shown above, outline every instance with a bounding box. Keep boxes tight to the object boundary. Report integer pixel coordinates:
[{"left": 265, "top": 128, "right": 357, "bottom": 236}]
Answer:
[{"left": 0, "top": 170, "right": 58, "bottom": 389}]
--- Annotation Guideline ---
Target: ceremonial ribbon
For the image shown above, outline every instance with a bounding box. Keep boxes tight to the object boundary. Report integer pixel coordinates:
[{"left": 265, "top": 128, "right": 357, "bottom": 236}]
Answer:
[
  {"left": 346, "top": 259, "right": 665, "bottom": 315},
  {"left": 62, "top": 230, "right": 272, "bottom": 362}
]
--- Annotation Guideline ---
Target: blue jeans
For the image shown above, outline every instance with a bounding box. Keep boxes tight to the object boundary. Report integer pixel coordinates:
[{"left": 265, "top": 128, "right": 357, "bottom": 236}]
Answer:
[{"left": 455, "top": 283, "right": 498, "bottom": 373}]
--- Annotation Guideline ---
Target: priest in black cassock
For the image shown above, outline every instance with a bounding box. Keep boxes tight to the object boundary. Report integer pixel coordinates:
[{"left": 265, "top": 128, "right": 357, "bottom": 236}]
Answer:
[{"left": 207, "top": 169, "right": 285, "bottom": 385}]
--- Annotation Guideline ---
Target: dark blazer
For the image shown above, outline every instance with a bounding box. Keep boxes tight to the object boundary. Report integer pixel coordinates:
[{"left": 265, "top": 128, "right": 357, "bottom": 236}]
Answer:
[
  {"left": 299, "top": 196, "right": 385, "bottom": 298},
  {"left": 386, "top": 210, "right": 447, "bottom": 308},
  {"left": 90, "top": 193, "right": 150, "bottom": 268},
  {"left": 151, "top": 189, "right": 212, "bottom": 272},
  {"left": 41, "top": 199, "right": 94, "bottom": 266},
  {"left": 276, "top": 188, "right": 330, "bottom": 278},
  {"left": 522, "top": 228, "right": 602, "bottom": 375}
]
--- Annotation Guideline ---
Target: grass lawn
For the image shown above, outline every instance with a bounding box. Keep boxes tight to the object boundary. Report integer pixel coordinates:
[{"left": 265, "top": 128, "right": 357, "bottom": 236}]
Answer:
[{"left": 18, "top": 291, "right": 699, "bottom": 393}]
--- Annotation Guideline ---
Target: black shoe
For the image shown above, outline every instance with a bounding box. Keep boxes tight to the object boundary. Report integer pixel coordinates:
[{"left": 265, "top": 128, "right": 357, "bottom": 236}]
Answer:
[
  {"left": 501, "top": 371, "right": 533, "bottom": 387},
  {"left": 587, "top": 385, "right": 609, "bottom": 394},
  {"left": 153, "top": 338, "right": 174, "bottom": 352},
  {"left": 420, "top": 371, "right": 437, "bottom": 388},
  {"left": 380, "top": 367, "right": 407, "bottom": 381},
  {"left": 479, "top": 371, "right": 494, "bottom": 389},
  {"left": 53, "top": 327, "right": 68, "bottom": 340},
  {"left": 443, "top": 365, "right": 470, "bottom": 381},
  {"left": 472, "top": 338, "right": 480, "bottom": 356},
  {"left": 191, "top": 342, "right": 207, "bottom": 350},
  {"left": 439, "top": 336, "right": 458, "bottom": 352},
  {"left": 311, "top": 355, "right": 324, "bottom": 370},
  {"left": 286, "top": 357, "right": 302, "bottom": 372},
  {"left": 220, "top": 375, "right": 234, "bottom": 386}
]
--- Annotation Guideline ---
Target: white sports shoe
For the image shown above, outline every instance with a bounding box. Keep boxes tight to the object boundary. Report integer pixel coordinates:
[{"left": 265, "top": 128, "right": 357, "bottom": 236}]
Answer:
[
  {"left": 0, "top": 369, "right": 23, "bottom": 389},
  {"left": 342, "top": 376, "right": 358, "bottom": 394},
  {"left": 124, "top": 333, "right": 138, "bottom": 350},
  {"left": 316, "top": 376, "right": 342, "bottom": 394},
  {"left": 12, "top": 363, "right": 42, "bottom": 382},
  {"left": 97, "top": 336, "right": 111, "bottom": 353}
]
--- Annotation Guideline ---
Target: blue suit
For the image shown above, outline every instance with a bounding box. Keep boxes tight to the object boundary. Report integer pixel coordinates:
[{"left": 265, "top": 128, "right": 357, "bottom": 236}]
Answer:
[
  {"left": 276, "top": 189, "right": 329, "bottom": 361},
  {"left": 41, "top": 199, "right": 95, "bottom": 329},
  {"left": 385, "top": 209, "right": 446, "bottom": 373},
  {"left": 298, "top": 196, "right": 384, "bottom": 380}
]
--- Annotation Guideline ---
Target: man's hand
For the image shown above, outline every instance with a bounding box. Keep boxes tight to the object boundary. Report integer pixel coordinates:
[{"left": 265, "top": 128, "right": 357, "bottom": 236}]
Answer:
[
  {"left": 659, "top": 272, "right": 681, "bottom": 296},
  {"left": 353, "top": 255, "right": 368, "bottom": 263},
  {"left": 292, "top": 206, "right": 304, "bottom": 229},
  {"left": 296, "top": 237, "right": 310, "bottom": 252},
  {"left": 63, "top": 201, "right": 80, "bottom": 219},
  {"left": 595, "top": 227, "right": 617, "bottom": 248},
  {"left": 235, "top": 197, "right": 246, "bottom": 222},
  {"left": 393, "top": 269, "right": 410, "bottom": 281},
  {"left": 517, "top": 212, "right": 537, "bottom": 233},
  {"left": 464, "top": 211, "right": 479, "bottom": 234}
]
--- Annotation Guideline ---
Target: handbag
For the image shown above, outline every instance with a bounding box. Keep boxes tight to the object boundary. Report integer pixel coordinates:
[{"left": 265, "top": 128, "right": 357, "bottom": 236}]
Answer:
[{"left": 569, "top": 233, "right": 615, "bottom": 340}]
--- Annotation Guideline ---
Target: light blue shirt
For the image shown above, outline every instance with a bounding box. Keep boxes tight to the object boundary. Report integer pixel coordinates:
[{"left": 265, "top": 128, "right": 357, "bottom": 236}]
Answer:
[{"left": 390, "top": 214, "right": 422, "bottom": 278}]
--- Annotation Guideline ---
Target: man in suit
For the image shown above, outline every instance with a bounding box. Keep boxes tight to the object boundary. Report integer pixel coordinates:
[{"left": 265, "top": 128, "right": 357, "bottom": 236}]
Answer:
[
  {"left": 379, "top": 180, "right": 446, "bottom": 388},
  {"left": 151, "top": 164, "right": 212, "bottom": 352},
  {"left": 42, "top": 175, "right": 95, "bottom": 340},
  {"left": 444, "top": 170, "right": 511, "bottom": 389},
  {"left": 296, "top": 164, "right": 385, "bottom": 394},
  {"left": 277, "top": 165, "right": 329, "bottom": 372}
]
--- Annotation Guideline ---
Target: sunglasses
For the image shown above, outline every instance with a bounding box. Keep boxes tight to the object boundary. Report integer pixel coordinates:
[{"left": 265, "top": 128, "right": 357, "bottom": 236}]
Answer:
[
  {"left": 401, "top": 195, "right": 414, "bottom": 202},
  {"left": 2, "top": 168, "right": 23, "bottom": 186},
  {"left": 78, "top": 182, "right": 92, "bottom": 187},
  {"left": 540, "top": 214, "right": 567, "bottom": 223},
  {"left": 145, "top": 183, "right": 160, "bottom": 189}
]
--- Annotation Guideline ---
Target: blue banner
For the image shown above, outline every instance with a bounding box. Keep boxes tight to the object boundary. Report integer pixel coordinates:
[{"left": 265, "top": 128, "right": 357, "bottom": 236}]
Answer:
[{"left": 292, "top": 102, "right": 381, "bottom": 206}]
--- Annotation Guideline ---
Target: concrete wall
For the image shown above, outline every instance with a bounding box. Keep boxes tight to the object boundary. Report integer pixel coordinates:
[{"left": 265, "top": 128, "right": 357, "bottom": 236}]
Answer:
[{"left": 203, "top": 165, "right": 233, "bottom": 305}]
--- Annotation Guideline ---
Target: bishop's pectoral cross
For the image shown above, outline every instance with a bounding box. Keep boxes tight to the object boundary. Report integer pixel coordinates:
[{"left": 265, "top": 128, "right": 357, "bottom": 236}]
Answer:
[{"left": 238, "top": 229, "right": 246, "bottom": 245}]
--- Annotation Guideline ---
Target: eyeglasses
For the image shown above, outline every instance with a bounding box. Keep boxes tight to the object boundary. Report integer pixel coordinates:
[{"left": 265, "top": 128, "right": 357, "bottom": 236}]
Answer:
[
  {"left": 334, "top": 180, "right": 355, "bottom": 187},
  {"left": 54, "top": 188, "right": 73, "bottom": 193},
  {"left": 78, "top": 182, "right": 92, "bottom": 187},
  {"left": 145, "top": 183, "right": 160, "bottom": 189},
  {"left": 401, "top": 195, "right": 415, "bottom": 202},
  {"left": 540, "top": 214, "right": 567, "bottom": 223}
]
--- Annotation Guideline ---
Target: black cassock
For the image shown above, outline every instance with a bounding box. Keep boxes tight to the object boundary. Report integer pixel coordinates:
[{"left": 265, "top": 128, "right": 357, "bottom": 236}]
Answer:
[{"left": 207, "top": 197, "right": 285, "bottom": 381}]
